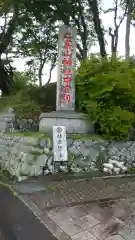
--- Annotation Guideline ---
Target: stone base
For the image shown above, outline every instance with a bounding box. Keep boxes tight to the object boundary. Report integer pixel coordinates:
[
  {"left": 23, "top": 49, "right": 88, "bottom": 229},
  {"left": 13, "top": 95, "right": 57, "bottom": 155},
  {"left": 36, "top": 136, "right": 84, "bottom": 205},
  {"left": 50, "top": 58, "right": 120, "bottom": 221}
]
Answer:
[{"left": 39, "top": 111, "right": 94, "bottom": 134}]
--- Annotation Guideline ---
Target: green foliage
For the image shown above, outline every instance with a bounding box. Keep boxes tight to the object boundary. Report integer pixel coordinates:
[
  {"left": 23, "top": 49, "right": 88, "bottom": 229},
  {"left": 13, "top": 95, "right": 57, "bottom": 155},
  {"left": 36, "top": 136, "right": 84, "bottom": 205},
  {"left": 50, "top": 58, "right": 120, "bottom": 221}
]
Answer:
[
  {"left": 28, "top": 83, "right": 56, "bottom": 111},
  {"left": 12, "top": 71, "right": 29, "bottom": 92},
  {"left": 5, "top": 91, "right": 41, "bottom": 118},
  {"left": 128, "top": 168, "right": 135, "bottom": 173},
  {"left": 0, "top": 81, "right": 56, "bottom": 118},
  {"left": 76, "top": 56, "right": 135, "bottom": 139},
  {"left": 0, "top": 89, "right": 41, "bottom": 118}
]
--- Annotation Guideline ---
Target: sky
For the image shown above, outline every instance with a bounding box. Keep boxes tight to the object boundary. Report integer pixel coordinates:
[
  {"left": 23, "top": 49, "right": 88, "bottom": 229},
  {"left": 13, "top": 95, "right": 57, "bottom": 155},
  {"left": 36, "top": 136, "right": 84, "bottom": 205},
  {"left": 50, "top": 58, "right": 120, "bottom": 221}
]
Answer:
[{"left": 12, "top": 0, "right": 135, "bottom": 84}]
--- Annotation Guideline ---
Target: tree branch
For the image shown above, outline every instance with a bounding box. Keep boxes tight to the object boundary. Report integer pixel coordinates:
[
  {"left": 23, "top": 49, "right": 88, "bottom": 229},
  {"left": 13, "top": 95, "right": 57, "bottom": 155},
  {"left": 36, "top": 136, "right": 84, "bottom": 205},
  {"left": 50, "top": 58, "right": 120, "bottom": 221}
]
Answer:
[
  {"left": 114, "top": 0, "right": 118, "bottom": 29},
  {"left": 45, "top": 53, "right": 57, "bottom": 85}
]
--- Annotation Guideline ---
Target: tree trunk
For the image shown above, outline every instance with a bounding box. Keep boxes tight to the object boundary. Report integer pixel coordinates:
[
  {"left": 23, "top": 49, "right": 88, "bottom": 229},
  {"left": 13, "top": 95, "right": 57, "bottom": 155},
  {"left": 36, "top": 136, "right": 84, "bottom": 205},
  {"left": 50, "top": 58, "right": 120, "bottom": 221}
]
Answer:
[
  {"left": 88, "top": 0, "right": 107, "bottom": 57},
  {"left": 38, "top": 64, "right": 43, "bottom": 87},
  {"left": 0, "top": 7, "right": 18, "bottom": 95},
  {"left": 0, "top": 8, "right": 18, "bottom": 55},
  {"left": 77, "top": 0, "right": 88, "bottom": 59},
  {"left": 125, "top": 0, "right": 132, "bottom": 59},
  {"left": 0, "top": 59, "right": 13, "bottom": 96},
  {"left": 38, "top": 59, "right": 46, "bottom": 87},
  {"left": 110, "top": 28, "right": 118, "bottom": 59},
  {"left": 45, "top": 54, "right": 56, "bottom": 86}
]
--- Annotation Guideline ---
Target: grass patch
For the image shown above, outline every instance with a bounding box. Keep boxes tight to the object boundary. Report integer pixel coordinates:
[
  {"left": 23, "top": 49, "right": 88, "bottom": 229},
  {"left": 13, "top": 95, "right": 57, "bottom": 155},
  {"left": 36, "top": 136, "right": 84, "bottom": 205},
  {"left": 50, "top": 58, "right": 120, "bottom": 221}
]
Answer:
[
  {"left": 5, "top": 132, "right": 102, "bottom": 141},
  {"left": 67, "top": 133, "right": 102, "bottom": 140},
  {"left": 5, "top": 131, "right": 45, "bottom": 138}
]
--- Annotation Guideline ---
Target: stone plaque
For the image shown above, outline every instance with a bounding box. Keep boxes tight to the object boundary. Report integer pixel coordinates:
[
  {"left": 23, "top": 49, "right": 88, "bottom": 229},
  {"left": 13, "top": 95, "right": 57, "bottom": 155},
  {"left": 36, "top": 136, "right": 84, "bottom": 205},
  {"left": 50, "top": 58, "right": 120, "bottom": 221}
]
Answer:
[
  {"left": 56, "top": 25, "right": 76, "bottom": 111},
  {"left": 53, "top": 126, "right": 68, "bottom": 162}
]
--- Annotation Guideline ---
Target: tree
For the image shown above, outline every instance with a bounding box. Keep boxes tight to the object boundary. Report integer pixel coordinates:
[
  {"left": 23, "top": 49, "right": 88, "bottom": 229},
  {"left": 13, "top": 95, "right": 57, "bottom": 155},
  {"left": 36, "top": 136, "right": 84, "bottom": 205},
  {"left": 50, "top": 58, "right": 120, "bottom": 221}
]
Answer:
[
  {"left": 71, "top": 0, "right": 96, "bottom": 60},
  {"left": 50, "top": 0, "right": 96, "bottom": 60},
  {"left": 125, "top": 0, "right": 133, "bottom": 59},
  {"left": 0, "top": 0, "right": 60, "bottom": 93},
  {"left": 89, "top": 0, "right": 107, "bottom": 57},
  {"left": 0, "top": 0, "right": 108, "bottom": 95},
  {"left": 17, "top": 18, "right": 58, "bottom": 86},
  {"left": 105, "top": 0, "right": 127, "bottom": 58},
  {"left": 8, "top": 0, "right": 97, "bottom": 87}
]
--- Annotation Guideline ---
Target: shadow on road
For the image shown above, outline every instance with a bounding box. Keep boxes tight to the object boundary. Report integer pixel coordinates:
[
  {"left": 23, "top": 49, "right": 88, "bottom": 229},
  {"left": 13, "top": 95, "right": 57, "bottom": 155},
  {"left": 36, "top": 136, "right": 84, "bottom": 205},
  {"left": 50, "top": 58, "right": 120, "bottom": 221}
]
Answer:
[{"left": 0, "top": 187, "right": 57, "bottom": 240}]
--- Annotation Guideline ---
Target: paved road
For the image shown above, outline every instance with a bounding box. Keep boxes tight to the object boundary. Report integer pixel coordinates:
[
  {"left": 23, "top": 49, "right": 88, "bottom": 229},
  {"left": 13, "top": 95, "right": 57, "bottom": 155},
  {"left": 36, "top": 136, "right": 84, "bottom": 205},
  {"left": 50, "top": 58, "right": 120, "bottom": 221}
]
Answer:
[
  {"left": 0, "top": 187, "right": 57, "bottom": 240},
  {"left": 15, "top": 176, "right": 135, "bottom": 239},
  {"left": 20, "top": 176, "right": 135, "bottom": 210}
]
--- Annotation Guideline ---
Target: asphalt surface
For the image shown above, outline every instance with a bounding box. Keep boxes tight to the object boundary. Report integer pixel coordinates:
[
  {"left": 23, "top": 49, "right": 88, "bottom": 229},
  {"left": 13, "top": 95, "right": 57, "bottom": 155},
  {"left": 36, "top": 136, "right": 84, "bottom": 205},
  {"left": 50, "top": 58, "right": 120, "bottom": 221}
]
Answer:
[{"left": 0, "top": 187, "right": 57, "bottom": 240}]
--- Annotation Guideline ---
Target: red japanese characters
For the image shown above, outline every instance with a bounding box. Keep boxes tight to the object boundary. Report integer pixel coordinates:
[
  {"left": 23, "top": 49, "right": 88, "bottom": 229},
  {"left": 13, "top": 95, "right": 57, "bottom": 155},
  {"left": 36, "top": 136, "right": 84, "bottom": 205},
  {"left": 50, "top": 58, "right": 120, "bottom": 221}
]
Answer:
[{"left": 62, "top": 32, "right": 73, "bottom": 103}]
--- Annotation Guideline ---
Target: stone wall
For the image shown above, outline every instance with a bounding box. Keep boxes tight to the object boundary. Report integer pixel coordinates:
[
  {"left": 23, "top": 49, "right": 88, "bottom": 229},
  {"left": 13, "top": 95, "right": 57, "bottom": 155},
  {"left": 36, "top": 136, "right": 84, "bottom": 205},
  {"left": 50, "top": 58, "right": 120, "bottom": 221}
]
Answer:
[
  {"left": 11, "top": 119, "right": 38, "bottom": 132},
  {"left": 0, "top": 133, "right": 135, "bottom": 181}
]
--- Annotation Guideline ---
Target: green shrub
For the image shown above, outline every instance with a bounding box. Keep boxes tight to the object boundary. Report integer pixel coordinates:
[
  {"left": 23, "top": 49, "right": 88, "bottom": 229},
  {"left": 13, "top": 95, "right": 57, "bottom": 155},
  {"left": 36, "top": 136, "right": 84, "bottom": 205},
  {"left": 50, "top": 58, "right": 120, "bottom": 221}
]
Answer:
[
  {"left": 1, "top": 90, "right": 41, "bottom": 118},
  {"left": 76, "top": 56, "right": 135, "bottom": 139},
  {"left": 28, "top": 83, "right": 56, "bottom": 111},
  {"left": 0, "top": 72, "right": 41, "bottom": 118},
  {"left": 0, "top": 82, "right": 56, "bottom": 118},
  {"left": 13, "top": 72, "right": 29, "bottom": 93}
]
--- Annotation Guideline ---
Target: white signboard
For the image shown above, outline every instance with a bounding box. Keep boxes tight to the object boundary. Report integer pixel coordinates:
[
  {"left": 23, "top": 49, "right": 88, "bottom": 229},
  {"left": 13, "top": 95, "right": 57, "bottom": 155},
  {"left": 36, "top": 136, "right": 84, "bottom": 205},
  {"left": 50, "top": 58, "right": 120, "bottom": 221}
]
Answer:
[{"left": 53, "top": 126, "right": 68, "bottom": 162}]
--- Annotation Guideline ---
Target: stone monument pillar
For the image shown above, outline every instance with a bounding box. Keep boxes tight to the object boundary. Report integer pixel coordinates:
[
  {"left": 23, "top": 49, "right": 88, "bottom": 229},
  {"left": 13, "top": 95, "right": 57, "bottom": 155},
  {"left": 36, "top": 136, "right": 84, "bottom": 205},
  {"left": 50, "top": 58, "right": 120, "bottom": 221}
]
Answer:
[
  {"left": 39, "top": 25, "right": 94, "bottom": 134},
  {"left": 56, "top": 25, "right": 76, "bottom": 112}
]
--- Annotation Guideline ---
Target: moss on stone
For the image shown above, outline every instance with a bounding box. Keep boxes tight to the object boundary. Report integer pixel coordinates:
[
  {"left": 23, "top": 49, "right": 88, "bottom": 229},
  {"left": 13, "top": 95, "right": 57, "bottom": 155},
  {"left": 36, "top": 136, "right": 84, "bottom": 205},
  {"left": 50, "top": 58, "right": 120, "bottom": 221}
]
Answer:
[
  {"left": 128, "top": 168, "right": 135, "bottom": 173},
  {"left": 30, "top": 150, "right": 42, "bottom": 157},
  {"left": 68, "top": 152, "right": 75, "bottom": 162},
  {"left": 44, "top": 150, "right": 52, "bottom": 156}
]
